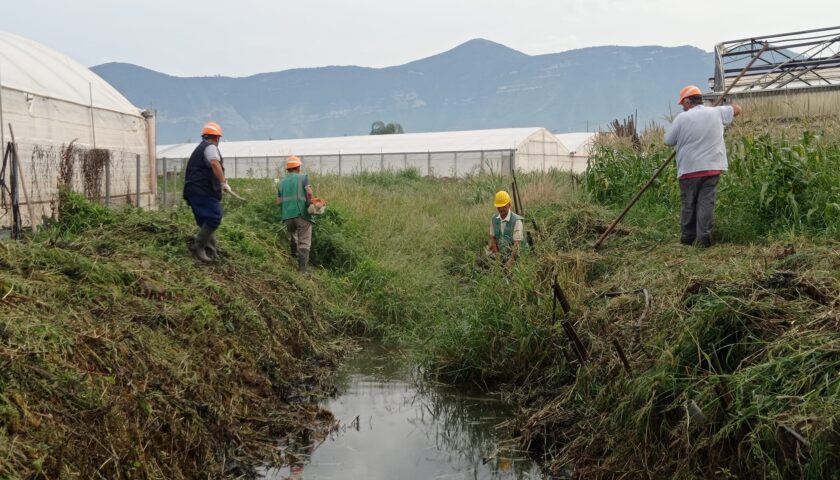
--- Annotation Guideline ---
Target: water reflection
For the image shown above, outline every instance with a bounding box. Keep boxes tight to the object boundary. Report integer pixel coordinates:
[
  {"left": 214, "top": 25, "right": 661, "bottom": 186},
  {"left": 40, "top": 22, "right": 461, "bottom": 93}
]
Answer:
[{"left": 260, "top": 345, "right": 543, "bottom": 480}]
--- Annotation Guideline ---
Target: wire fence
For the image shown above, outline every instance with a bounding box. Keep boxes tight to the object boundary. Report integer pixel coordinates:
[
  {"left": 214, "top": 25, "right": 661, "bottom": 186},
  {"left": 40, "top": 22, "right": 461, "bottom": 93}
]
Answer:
[
  {"left": 1, "top": 138, "right": 155, "bottom": 234},
  {"left": 156, "top": 148, "right": 589, "bottom": 208}
]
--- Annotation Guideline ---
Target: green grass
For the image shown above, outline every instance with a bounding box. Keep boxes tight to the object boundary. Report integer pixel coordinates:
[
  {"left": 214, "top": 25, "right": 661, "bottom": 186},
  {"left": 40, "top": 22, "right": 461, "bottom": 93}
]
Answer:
[
  {"left": 584, "top": 125, "right": 840, "bottom": 242},
  {"left": 3, "top": 132, "right": 839, "bottom": 479},
  {"left": 0, "top": 189, "right": 349, "bottom": 478},
  {"left": 301, "top": 159, "right": 839, "bottom": 479}
]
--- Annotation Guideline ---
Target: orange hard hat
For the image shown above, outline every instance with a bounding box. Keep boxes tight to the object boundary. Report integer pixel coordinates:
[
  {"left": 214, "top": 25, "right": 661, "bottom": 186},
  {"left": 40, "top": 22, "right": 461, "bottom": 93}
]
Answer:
[
  {"left": 678, "top": 85, "right": 703, "bottom": 105},
  {"left": 286, "top": 155, "right": 302, "bottom": 170},
  {"left": 201, "top": 121, "right": 223, "bottom": 137}
]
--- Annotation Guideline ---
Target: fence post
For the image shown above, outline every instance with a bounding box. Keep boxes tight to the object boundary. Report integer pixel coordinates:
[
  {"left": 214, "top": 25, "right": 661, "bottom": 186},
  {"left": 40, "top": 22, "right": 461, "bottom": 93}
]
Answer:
[
  {"left": 265, "top": 155, "right": 269, "bottom": 178},
  {"left": 427, "top": 151, "right": 431, "bottom": 177},
  {"left": 135, "top": 154, "right": 141, "bottom": 208},
  {"left": 338, "top": 153, "right": 342, "bottom": 176},
  {"left": 8, "top": 139, "right": 21, "bottom": 239},
  {"left": 105, "top": 154, "right": 112, "bottom": 206},
  {"left": 161, "top": 157, "right": 167, "bottom": 207},
  {"left": 234, "top": 155, "right": 238, "bottom": 179},
  {"left": 181, "top": 158, "right": 187, "bottom": 207},
  {"left": 454, "top": 151, "right": 458, "bottom": 177},
  {"left": 380, "top": 151, "right": 384, "bottom": 172},
  {"left": 480, "top": 151, "right": 485, "bottom": 175}
]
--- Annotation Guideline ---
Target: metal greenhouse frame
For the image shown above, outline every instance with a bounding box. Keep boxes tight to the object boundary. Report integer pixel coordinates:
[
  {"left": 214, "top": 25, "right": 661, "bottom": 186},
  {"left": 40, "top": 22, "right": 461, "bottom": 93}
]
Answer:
[{"left": 711, "top": 25, "right": 840, "bottom": 93}]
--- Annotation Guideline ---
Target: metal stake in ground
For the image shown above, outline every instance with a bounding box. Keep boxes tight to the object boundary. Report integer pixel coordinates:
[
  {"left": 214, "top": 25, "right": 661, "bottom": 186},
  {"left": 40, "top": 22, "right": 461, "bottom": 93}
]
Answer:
[
  {"left": 511, "top": 169, "right": 539, "bottom": 245},
  {"left": 551, "top": 276, "right": 587, "bottom": 364},
  {"left": 593, "top": 42, "right": 770, "bottom": 250}
]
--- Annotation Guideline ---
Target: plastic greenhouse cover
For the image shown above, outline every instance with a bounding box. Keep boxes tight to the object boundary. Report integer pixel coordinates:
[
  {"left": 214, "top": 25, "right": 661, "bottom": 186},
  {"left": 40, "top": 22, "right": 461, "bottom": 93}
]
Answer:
[
  {"left": 0, "top": 31, "right": 141, "bottom": 116},
  {"left": 157, "top": 127, "right": 565, "bottom": 158}
]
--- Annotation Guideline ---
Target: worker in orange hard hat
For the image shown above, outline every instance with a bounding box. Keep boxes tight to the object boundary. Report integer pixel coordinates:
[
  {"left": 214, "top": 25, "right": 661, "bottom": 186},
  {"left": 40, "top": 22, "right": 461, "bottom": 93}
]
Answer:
[
  {"left": 276, "top": 155, "right": 319, "bottom": 274},
  {"left": 182, "top": 121, "right": 231, "bottom": 262},
  {"left": 664, "top": 86, "right": 742, "bottom": 248},
  {"left": 488, "top": 190, "right": 524, "bottom": 272}
]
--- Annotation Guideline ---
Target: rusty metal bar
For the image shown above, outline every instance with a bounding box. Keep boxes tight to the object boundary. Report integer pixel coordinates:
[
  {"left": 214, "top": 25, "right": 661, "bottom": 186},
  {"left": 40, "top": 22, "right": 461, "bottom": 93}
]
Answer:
[
  {"left": 552, "top": 279, "right": 572, "bottom": 315},
  {"left": 612, "top": 338, "right": 632, "bottom": 375}
]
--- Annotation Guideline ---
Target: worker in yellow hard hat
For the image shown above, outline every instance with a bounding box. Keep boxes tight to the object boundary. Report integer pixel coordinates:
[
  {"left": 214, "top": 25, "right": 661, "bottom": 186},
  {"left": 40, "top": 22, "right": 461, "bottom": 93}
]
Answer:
[
  {"left": 665, "top": 85, "right": 742, "bottom": 248},
  {"left": 183, "top": 121, "right": 231, "bottom": 262},
  {"left": 276, "top": 155, "right": 317, "bottom": 273},
  {"left": 488, "top": 190, "right": 524, "bottom": 271}
]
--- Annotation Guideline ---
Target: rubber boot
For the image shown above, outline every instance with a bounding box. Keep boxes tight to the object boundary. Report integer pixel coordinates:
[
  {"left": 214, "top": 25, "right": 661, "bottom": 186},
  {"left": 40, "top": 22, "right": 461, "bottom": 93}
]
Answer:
[
  {"left": 297, "top": 248, "right": 309, "bottom": 274},
  {"left": 290, "top": 239, "right": 298, "bottom": 259},
  {"left": 190, "top": 224, "right": 215, "bottom": 263},
  {"left": 206, "top": 232, "right": 219, "bottom": 260}
]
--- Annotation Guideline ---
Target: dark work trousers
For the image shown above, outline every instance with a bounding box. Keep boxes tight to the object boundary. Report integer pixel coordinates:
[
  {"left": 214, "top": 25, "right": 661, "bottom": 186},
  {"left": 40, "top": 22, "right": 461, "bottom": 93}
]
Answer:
[{"left": 679, "top": 175, "right": 719, "bottom": 247}]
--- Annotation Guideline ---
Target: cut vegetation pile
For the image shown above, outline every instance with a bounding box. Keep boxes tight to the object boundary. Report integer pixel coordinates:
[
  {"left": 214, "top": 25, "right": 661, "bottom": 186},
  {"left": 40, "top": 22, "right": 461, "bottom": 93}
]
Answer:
[{"left": 0, "top": 189, "right": 347, "bottom": 478}]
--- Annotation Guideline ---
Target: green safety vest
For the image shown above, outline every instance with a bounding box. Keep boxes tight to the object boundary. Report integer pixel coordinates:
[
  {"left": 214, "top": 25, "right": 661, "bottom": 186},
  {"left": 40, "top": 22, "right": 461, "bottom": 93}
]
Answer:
[
  {"left": 279, "top": 173, "right": 313, "bottom": 222},
  {"left": 492, "top": 212, "right": 523, "bottom": 256}
]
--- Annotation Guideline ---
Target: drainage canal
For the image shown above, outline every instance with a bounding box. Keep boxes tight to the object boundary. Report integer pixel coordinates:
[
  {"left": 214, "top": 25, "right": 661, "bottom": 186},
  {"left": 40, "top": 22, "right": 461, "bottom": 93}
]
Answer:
[{"left": 260, "top": 344, "right": 544, "bottom": 479}]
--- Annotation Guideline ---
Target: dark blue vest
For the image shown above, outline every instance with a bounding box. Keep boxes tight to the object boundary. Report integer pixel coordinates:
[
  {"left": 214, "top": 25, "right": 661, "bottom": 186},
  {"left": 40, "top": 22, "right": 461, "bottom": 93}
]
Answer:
[{"left": 183, "top": 140, "right": 225, "bottom": 200}]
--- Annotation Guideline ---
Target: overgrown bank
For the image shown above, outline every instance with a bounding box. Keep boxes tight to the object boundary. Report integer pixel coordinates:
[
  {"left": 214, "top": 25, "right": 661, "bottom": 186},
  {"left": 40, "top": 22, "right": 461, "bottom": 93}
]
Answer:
[
  {"left": 0, "top": 191, "right": 348, "bottom": 478},
  {"left": 2, "top": 120, "right": 839, "bottom": 479},
  {"left": 511, "top": 124, "right": 840, "bottom": 479},
  {"left": 306, "top": 125, "right": 840, "bottom": 479}
]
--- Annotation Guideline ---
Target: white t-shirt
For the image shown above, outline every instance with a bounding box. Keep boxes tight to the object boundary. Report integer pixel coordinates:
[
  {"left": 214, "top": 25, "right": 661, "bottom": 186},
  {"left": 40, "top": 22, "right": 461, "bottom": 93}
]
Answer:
[
  {"left": 203, "top": 144, "right": 221, "bottom": 166},
  {"left": 664, "top": 105, "right": 734, "bottom": 177}
]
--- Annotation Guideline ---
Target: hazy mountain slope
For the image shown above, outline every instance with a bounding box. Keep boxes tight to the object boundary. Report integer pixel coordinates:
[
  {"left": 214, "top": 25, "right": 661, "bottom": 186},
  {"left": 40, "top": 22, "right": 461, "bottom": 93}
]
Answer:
[{"left": 93, "top": 39, "right": 713, "bottom": 143}]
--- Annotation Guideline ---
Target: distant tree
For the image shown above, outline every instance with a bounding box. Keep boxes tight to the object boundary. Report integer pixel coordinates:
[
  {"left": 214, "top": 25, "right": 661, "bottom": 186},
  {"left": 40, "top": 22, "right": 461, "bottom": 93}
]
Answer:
[{"left": 370, "top": 121, "right": 404, "bottom": 135}]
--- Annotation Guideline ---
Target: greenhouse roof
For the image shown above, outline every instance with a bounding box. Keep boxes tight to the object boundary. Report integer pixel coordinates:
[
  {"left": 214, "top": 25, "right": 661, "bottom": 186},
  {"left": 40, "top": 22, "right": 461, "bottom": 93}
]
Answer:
[
  {"left": 0, "top": 31, "right": 141, "bottom": 116},
  {"left": 157, "top": 127, "right": 562, "bottom": 158},
  {"left": 554, "top": 132, "right": 597, "bottom": 154}
]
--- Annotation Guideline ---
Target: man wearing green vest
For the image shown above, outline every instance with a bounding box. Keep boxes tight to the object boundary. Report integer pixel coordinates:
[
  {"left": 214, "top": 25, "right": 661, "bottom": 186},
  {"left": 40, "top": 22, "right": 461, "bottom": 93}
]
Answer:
[
  {"left": 276, "top": 155, "right": 316, "bottom": 273},
  {"left": 488, "top": 190, "right": 524, "bottom": 272}
]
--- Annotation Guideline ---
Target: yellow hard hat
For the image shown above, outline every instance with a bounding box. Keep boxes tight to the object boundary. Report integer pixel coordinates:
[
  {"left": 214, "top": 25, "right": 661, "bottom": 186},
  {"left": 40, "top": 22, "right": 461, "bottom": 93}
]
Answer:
[{"left": 494, "top": 190, "right": 512, "bottom": 208}]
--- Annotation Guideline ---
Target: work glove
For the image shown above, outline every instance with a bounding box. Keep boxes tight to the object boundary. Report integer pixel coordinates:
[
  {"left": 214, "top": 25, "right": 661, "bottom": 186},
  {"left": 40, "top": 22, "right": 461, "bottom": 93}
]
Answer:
[{"left": 221, "top": 182, "right": 246, "bottom": 201}]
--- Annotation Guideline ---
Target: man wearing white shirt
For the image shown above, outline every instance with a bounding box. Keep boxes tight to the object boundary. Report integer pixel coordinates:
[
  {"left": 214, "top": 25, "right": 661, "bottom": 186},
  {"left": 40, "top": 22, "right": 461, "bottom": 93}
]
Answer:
[
  {"left": 488, "top": 190, "right": 524, "bottom": 272},
  {"left": 665, "top": 85, "right": 742, "bottom": 248}
]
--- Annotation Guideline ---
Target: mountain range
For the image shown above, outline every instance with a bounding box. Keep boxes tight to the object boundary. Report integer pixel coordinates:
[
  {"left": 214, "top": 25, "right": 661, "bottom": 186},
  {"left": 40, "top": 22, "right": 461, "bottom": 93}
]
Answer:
[{"left": 92, "top": 39, "right": 714, "bottom": 144}]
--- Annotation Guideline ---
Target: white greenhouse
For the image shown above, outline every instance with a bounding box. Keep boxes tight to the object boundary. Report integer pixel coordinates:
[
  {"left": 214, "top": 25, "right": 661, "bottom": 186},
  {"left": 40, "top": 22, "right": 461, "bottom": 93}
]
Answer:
[
  {"left": 156, "top": 127, "right": 595, "bottom": 184},
  {"left": 0, "top": 31, "right": 156, "bottom": 232}
]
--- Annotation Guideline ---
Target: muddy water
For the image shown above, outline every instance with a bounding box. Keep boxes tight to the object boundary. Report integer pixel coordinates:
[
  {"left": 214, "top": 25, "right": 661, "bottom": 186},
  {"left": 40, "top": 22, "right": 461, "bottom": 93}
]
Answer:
[{"left": 260, "top": 345, "right": 544, "bottom": 480}]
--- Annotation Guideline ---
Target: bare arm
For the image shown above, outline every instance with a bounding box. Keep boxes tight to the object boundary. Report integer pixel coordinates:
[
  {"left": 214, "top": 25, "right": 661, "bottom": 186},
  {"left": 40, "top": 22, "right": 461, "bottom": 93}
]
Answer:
[
  {"left": 210, "top": 160, "right": 226, "bottom": 185},
  {"left": 732, "top": 103, "right": 742, "bottom": 117},
  {"left": 305, "top": 185, "right": 313, "bottom": 202}
]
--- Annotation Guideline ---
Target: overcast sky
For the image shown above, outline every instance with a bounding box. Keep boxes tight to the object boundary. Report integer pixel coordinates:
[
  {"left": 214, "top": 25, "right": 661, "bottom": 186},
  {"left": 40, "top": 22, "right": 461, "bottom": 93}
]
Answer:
[{"left": 2, "top": 0, "right": 837, "bottom": 77}]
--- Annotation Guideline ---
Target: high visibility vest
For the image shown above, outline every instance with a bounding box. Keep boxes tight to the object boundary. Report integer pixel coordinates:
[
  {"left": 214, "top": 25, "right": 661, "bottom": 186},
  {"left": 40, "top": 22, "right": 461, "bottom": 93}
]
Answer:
[
  {"left": 492, "top": 212, "right": 523, "bottom": 256},
  {"left": 279, "top": 173, "right": 312, "bottom": 222}
]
